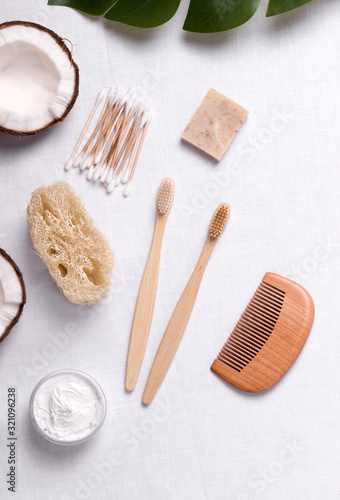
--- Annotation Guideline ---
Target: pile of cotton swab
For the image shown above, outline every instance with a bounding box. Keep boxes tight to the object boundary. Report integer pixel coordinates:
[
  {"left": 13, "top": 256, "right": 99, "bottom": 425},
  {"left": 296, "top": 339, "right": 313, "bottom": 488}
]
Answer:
[{"left": 64, "top": 86, "right": 151, "bottom": 197}]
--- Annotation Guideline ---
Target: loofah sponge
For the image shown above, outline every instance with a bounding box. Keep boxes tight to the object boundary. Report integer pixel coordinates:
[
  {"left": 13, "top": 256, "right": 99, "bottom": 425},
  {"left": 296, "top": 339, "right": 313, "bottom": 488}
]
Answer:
[{"left": 27, "top": 182, "right": 114, "bottom": 305}]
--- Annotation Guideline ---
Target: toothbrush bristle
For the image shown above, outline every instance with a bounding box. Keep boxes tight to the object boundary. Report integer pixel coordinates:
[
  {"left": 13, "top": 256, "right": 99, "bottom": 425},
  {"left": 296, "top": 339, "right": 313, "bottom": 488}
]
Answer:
[
  {"left": 158, "top": 179, "right": 174, "bottom": 215},
  {"left": 209, "top": 203, "right": 230, "bottom": 240}
]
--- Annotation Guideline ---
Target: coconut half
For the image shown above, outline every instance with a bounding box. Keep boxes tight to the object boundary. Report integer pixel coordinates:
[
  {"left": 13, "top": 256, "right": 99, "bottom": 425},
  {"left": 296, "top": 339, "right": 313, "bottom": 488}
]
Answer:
[
  {"left": 0, "top": 249, "right": 26, "bottom": 342},
  {"left": 0, "top": 21, "right": 79, "bottom": 136}
]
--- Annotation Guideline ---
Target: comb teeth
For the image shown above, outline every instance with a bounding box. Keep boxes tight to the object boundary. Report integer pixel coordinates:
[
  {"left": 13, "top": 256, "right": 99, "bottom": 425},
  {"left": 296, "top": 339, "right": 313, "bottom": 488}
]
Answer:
[
  {"left": 158, "top": 179, "right": 173, "bottom": 215},
  {"left": 217, "top": 281, "right": 285, "bottom": 372},
  {"left": 210, "top": 204, "right": 229, "bottom": 240}
]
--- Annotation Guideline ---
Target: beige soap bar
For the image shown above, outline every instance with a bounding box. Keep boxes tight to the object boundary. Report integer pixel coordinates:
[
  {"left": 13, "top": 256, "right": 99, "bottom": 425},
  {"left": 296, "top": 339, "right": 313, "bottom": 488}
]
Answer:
[{"left": 181, "top": 88, "right": 248, "bottom": 161}]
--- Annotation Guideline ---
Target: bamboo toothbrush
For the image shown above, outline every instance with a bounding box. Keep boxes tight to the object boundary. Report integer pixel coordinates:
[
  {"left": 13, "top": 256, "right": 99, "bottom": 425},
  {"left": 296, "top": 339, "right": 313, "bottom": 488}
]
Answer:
[
  {"left": 125, "top": 178, "right": 175, "bottom": 392},
  {"left": 142, "top": 203, "right": 230, "bottom": 405}
]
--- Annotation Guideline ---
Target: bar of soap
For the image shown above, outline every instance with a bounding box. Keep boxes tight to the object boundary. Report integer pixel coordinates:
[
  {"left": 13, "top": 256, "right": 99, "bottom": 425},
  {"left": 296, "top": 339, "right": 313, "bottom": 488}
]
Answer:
[{"left": 181, "top": 88, "right": 248, "bottom": 161}]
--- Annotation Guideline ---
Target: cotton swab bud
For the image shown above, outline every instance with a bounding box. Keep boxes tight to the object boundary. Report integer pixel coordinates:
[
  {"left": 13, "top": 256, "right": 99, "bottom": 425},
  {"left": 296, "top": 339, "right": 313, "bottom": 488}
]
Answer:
[
  {"left": 86, "top": 164, "right": 95, "bottom": 181},
  {"left": 117, "top": 92, "right": 128, "bottom": 108},
  {"left": 124, "top": 96, "right": 135, "bottom": 114},
  {"left": 121, "top": 168, "right": 130, "bottom": 184},
  {"left": 100, "top": 164, "right": 110, "bottom": 183},
  {"left": 104, "top": 167, "right": 115, "bottom": 186},
  {"left": 64, "top": 158, "right": 73, "bottom": 171},
  {"left": 108, "top": 86, "right": 117, "bottom": 98},
  {"left": 96, "top": 88, "right": 107, "bottom": 105},
  {"left": 140, "top": 111, "right": 151, "bottom": 129},
  {"left": 94, "top": 151, "right": 103, "bottom": 165},
  {"left": 109, "top": 88, "right": 124, "bottom": 107},
  {"left": 79, "top": 154, "right": 90, "bottom": 171},
  {"left": 86, "top": 165, "right": 99, "bottom": 181},
  {"left": 115, "top": 172, "right": 123, "bottom": 186},
  {"left": 86, "top": 155, "right": 94, "bottom": 169},
  {"left": 79, "top": 158, "right": 89, "bottom": 171},
  {"left": 134, "top": 99, "right": 145, "bottom": 118},
  {"left": 91, "top": 163, "right": 101, "bottom": 182},
  {"left": 143, "top": 99, "right": 151, "bottom": 113},
  {"left": 123, "top": 181, "right": 131, "bottom": 197},
  {"left": 93, "top": 162, "right": 106, "bottom": 182},
  {"left": 88, "top": 163, "right": 100, "bottom": 182},
  {"left": 106, "top": 178, "right": 116, "bottom": 193},
  {"left": 74, "top": 151, "right": 84, "bottom": 167}
]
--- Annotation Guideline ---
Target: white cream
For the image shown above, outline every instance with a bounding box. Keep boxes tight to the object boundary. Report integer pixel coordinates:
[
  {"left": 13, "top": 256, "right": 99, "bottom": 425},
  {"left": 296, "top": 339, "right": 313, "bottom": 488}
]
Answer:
[{"left": 33, "top": 373, "right": 104, "bottom": 442}]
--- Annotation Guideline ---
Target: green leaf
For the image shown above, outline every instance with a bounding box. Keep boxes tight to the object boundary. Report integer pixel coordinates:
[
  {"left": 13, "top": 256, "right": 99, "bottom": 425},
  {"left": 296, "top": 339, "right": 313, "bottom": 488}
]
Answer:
[
  {"left": 183, "top": 0, "right": 262, "bottom": 33},
  {"left": 48, "top": 0, "right": 181, "bottom": 27},
  {"left": 48, "top": 0, "right": 116, "bottom": 17},
  {"left": 105, "top": 0, "right": 181, "bottom": 28},
  {"left": 266, "top": 0, "right": 314, "bottom": 17},
  {"left": 48, "top": 0, "right": 317, "bottom": 31}
]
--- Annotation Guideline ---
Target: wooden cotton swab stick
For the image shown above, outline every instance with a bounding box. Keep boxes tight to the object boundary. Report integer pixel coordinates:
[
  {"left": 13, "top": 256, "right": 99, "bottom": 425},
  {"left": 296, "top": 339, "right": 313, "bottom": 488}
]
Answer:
[
  {"left": 120, "top": 100, "right": 150, "bottom": 183},
  {"left": 120, "top": 102, "right": 149, "bottom": 184},
  {"left": 109, "top": 101, "right": 145, "bottom": 188},
  {"left": 106, "top": 115, "right": 141, "bottom": 193},
  {"left": 101, "top": 98, "right": 138, "bottom": 186},
  {"left": 105, "top": 103, "right": 146, "bottom": 192},
  {"left": 93, "top": 110, "right": 125, "bottom": 183},
  {"left": 123, "top": 112, "right": 151, "bottom": 197},
  {"left": 95, "top": 93, "right": 134, "bottom": 166},
  {"left": 90, "top": 93, "right": 126, "bottom": 172},
  {"left": 121, "top": 128, "right": 143, "bottom": 185},
  {"left": 81, "top": 90, "right": 125, "bottom": 170},
  {"left": 91, "top": 106, "right": 126, "bottom": 184},
  {"left": 103, "top": 130, "right": 126, "bottom": 186},
  {"left": 73, "top": 87, "right": 117, "bottom": 169},
  {"left": 96, "top": 89, "right": 126, "bottom": 144},
  {"left": 64, "top": 88, "right": 107, "bottom": 171},
  {"left": 76, "top": 88, "right": 123, "bottom": 170},
  {"left": 99, "top": 108, "right": 125, "bottom": 168},
  {"left": 106, "top": 98, "right": 136, "bottom": 167}
]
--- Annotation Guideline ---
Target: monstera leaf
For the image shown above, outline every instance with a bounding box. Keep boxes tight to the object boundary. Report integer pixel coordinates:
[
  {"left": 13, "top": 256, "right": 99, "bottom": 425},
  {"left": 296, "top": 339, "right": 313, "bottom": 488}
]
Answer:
[
  {"left": 266, "top": 0, "right": 314, "bottom": 16},
  {"left": 48, "top": 0, "right": 182, "bottom": 28},
  {"left": 48, "top": 0, "right": 316, "bottom": 32},
  {"left": 183, "top": 0, "right": 261, "bottom": 33}
]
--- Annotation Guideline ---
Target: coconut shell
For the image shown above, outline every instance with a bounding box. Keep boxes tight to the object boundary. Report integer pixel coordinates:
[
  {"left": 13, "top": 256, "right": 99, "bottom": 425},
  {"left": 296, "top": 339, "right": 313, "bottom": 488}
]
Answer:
[
  {"left": 0, "top": 248, "right": 26, "bottom": 342},
  {"left": 0, "top": 20, "right": 79, "bottom": 136}
]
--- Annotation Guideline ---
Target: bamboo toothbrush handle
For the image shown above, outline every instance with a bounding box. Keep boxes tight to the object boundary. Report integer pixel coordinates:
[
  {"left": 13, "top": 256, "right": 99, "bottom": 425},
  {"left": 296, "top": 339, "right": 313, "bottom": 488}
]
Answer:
[
  {"left": 125, "top": 220, "right": 167, "bottom": 391},
  {"left": 143, "top": 242, "right": 214, "bottom": 405}
]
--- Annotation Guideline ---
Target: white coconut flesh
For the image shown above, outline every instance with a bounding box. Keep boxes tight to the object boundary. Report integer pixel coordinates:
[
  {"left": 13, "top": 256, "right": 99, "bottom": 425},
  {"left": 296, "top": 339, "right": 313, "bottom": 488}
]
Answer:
[
  {"left": 0, "top": 24, "right": 78, "bottom": 134},
  {"left": 0, "top": 251, "right": 25, "bottom": 341}
]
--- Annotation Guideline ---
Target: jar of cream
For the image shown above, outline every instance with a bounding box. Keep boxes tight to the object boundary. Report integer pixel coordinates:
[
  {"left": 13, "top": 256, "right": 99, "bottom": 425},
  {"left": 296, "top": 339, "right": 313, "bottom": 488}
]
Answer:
[{"left": 29, "top": 369, "right": 107, "bottom": 445}]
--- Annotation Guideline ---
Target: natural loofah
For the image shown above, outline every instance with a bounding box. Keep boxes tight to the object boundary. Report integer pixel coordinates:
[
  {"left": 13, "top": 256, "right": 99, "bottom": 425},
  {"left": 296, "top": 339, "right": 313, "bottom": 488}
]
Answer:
[{"left": 27, "top": 182, "right": 114, "bottom": 305}]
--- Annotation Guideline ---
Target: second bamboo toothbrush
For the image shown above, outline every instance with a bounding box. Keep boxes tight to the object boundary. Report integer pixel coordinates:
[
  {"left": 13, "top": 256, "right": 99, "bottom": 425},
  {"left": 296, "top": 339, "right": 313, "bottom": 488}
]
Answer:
[
  {"left": 143, "top": 203, "right": 231, "bottom": 405},
  {"left": 125, "top": 178, "right": 175, "bottom": 392}
]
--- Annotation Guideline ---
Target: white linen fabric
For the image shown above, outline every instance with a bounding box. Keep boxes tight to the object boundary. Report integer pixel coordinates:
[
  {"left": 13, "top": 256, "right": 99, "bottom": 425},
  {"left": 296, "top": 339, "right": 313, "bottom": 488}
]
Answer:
[{"left": 0, "top": 0, "right": 339, "bottom": 499}]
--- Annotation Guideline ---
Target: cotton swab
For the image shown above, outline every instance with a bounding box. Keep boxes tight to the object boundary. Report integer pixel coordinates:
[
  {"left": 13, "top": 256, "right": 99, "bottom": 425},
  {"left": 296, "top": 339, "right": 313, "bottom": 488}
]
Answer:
[
  {"left": 111, "top": 101, "right": 145, "bottom": 186},
  {"left": 65, "top": 86, "right": 151, "bottom": 197},
  {"left": 64, "top": 88, "right": 106, "bottom": 171},
  {"left": 123, "top": 112, "right": 151, "bottom": 197},
  {"left": 72, "top": 87, "right": 117, "bottom": 169},
  {"left": 122, "top": 109, "right": 150, "bottom": 184}
]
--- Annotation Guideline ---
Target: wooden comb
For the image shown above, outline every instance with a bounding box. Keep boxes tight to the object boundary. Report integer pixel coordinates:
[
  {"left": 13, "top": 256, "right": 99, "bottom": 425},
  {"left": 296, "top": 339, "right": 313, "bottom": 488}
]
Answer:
[{"left": 211, "top": 273, "right": 314, "bottom": 393}]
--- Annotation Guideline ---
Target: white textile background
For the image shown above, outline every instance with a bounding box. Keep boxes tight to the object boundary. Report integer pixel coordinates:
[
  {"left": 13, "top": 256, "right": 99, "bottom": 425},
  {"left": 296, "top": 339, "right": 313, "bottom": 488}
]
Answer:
[{"left": 0, "top": 0, "right": 340, "bottom": 499}]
